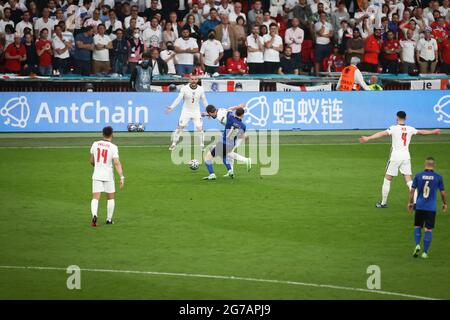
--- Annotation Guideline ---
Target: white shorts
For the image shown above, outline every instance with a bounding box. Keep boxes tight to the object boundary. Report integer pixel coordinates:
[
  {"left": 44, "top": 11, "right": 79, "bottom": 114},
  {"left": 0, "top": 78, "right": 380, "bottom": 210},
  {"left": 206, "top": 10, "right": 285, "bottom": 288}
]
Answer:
[
  {"left": 179, "top": 112, "right": 202, "bottom": 128},
  {"left": 92, "top": 180, "right": 115, "bottom": 193},
  {"left": 386, "top": 160, "right": 412, "bottom": 177}
]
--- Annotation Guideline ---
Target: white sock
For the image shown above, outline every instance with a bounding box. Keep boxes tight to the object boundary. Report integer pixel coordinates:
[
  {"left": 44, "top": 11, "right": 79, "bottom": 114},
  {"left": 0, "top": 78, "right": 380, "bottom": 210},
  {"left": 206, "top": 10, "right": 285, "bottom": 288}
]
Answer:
[
  {"left": 171, "top": 128, "right": 182, "bottom": 144},
  {"left": 199, "top": 130, "right": 204, "bottom": 146},
  {"left": 229, "top": 152, "right": 247, "bottom": 162},
  {"left": 91, "top": 199, "right": 98, "bottom": 218},
  {"left": 107, "top": 199, "right": 115, "bottom": 222},
  {"left": 406, "top": 180, "right": 413, "bottom": 190},
  {"left": 381, "top": 178, "right": 391, "bottom": 205}
]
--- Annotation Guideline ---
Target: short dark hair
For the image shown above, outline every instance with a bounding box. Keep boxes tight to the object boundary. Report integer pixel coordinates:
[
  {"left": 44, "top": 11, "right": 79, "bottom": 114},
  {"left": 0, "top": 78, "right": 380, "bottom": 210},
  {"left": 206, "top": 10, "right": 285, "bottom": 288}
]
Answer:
[
  {"left": 269, "top": 22, "right": 278, "bottom": 28},
  {"left": 206, "top": 105, "right": 216, "bottom": 113},
  {"left": 426, "top": 156, "right": 435, "bottom": 162},
  {"left": 397, "top": 111, "right": 406, "bottom": 119},
  {"left": 142, "top": 51, "right": 152, "bottom": 59},
  {"left": 103, "top": 126, "right": 113, "bottom": 137},
  {"left": 235, "top": 108, "right": 245, "bottom": 117}
]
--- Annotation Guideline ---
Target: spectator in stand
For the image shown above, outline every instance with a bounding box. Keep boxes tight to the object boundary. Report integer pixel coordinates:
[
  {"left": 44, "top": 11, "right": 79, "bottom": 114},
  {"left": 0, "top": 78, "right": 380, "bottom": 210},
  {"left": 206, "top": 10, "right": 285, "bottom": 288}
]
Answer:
[
  {"left": 74, "top": 26, "right": 94, "bottom": 75},
  {"left": 326, "top": 44, "right": 345, "bottom": 72},
  {"left": 200, "top": 7, "right": 220, "bottom": 40},
  {"left": 337, "top": 19, "right": 352, "bottom": 53},
  {"left": 144, "top": 0, "right": 162, "bottom": 21},
  {"left": 4, "top": 32, "right": 26, "bottom": 73},
  {"left": 34, "top": 7, "right": 55, "bottom": 38},
  {"left": 47, "top": 0, "right": 57, "bottom": 19},
  {"left": 84, "top": 8, "right": 102, "bottom": 34},
  {"left": 105, "top": 9, "right": 123, "bottom": 41},
  {"left": 202, "top": 0, "right": 217, "bottom": 20},
  {"left": 292, "top": 0, "right": 311, "bottom": 26},
  {"left": 99, "top": 5, "right": 111, "bottom": 23},
  {"left": 263, "top": 23, "right": 283, "bottom": 73},
  {"left": 388, "top": 13, "right": 400, "bottom": 37},
  {"left": 310, "top": 3, "right": 328, "bottom": 25},
  {"left": 183, "top": 3, "right": 203, "bottom": 27},
  {"left": 125, "top": 5, "right": 145, "bottom": 30},
  {"left": 285, "top": 0, "right": 300, "bottom": 24},
  {"left": 162, "top": 21, "right": 177, "bottom": 49},
  {"left": 93, "top": 23, "right": 112, "bottom": 74},
  {"left": 174, "top": 27, "right": 198, "bottom": 75},
  {"left": 332, "top": 1, "right": 350, "bottom": 32},
  {"left": 248, "top": 0, "right": 264, "bottom": 25},
  {"left": 111, "top": 28, "right": 129, "bottom": 75},
  {"left": 200, "top": 29, "right": 224, "bottom": 75},
  {"left": 246, "top": 25, "right": 265, "bottom": 74},
  {"left": 278, "top": 46, "right": 299, "bottom": 74},
  {"left": 441, "top": 33, "right": 450, "bottom": 74},
  {"left": 183, "top": 14, "right": 201, "bottom": 45},
  {"left": 22, "top": 32, "right": 38, "bottom": 75},
  {"left": 160, "top": 41, "right": 177, "bottom": 75},
  {"left": 59, "top": 21, "right": 75, "bottom": 58},
  {"left": 148, "top": 47, "right": 168, "bottom": 75},
  {"left": 160, "top": 0, "right": 179, "bottom": 21},
  {"left": 229, "top": 1, "right": 246, "bottom": 24},
  {"left": 130, "top": 51, "right": 153, "bottom": 91},
  {"left": 167, "top": 11, "right": 180, "bottom": 39},
  {"left": 368, "top": 75, "right": 383, "bottom": 90},
  {"left": 52, "top": 24, "right": 72, "bottom": 75},
  {"left": 214, "top": 13, "right": 238, "bottom": 64},
  {"left": 3, "top": 24, "right": 15, "bottom": 47},
  {"left": 143, "top": 17, "right": 162, "bottom": 49},
  {"left": 7, "top": 0, "right": 25, "bottom": 25},
  {"left": 416, "top": 28, "right": 438, "bottom": 73},
  {"left": 284, "top": 17, "right": 304, "bottom": 63},
  {"left": 270, "top": 0, "right": 285, "bottom": 17},
  {"left": 399, "top": 28, "right": 416, "bottom": 74},
  {"left": 74, "top": 0, "right": 92, "bottom": 36},
  {"left": 262, "top": 11, "right": 276, "bottom": 29},
  {"left": 36, "top": 28, "right": 53, "bottom": 75},
  {"left": 125, "top": 17, "right": 137, "bottom": 40},
  {"left": 259, "top": 23, "right": 268, "bottom": 36},
  {"left": 226, "top": 50, "right": 248, "bottom": 74},
  {"left": 55, "top": 9, "right": 65, "bottom": 25},
  {"left": 16, "top": 10, "right": 33, "bottom": 37},
  {"left": 363, "top": 27, "right": 382, "bottom": 72},
  {"left": 314, "top": 11, "right": 333, "bottom": 75},
  {"left": 118, "top": 2, "right": 131, "bottom": 23},
  {"left": 382, "top": 30, "right": 400, "bottom": 74},
  {"left": 217, "top": 0, "right": 234, "bottom": 16},
  {"left": 128, "top": 28, "right": 145, "bottom": 74},
  {"left": 346, "top": 28, "right": 364, "bottom": 65},
  {"left": 0, "top": 8, "right": 15, "bottom": 34},
  {"left": 432, "top": 16, "right": 449, "bottom": 48},
  {"left": 234, "top": 16, "right": 247, "bottom": 57}
]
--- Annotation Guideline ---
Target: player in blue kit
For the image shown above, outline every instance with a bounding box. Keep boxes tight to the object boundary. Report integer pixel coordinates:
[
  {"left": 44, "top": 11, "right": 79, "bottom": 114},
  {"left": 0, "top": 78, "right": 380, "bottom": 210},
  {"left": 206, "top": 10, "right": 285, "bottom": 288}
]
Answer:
[
  {"left": 203, "top": 108, "right": 246, "bottom": 180},
  {"left": 408, "top": 157, "right": 447, "bottom": 259}
]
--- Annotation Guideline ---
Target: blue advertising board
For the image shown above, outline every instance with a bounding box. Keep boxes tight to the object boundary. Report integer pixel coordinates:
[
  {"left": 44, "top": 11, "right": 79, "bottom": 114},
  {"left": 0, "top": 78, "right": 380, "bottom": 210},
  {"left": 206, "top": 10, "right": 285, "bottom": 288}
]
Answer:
[{"left": 0, "top": 91, "right": 449, "bottom": 132}]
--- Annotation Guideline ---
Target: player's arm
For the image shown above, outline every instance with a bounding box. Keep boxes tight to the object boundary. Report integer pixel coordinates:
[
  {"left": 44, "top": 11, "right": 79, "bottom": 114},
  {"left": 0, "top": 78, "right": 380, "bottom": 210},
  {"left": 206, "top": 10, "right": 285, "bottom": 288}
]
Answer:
[
  {"left": 226, "top": 103, "right": 246, "bottom": 111},
  {"left": 165, "top": 89, "right": 184, "bottom": 113},
  {"left": 201, "top": 89, "right": 209, "bottom": 108},
  {"left": 407, "top": 187, "right": 416, "bottom": 212},
  {"left": 359, "top": 130, "right": 389, "bottom": 143},
  {"left": 90, "top": 154, "right": 95, "bottom": 166},
  {"left": 416, "top": 129, "right": 441, "bottom": 135},
  {"left": 441, "top": 190, "right": 448, "bottom": 212},
  {"left": 113, "top": 157, "right": 125, "bottom": 189}
]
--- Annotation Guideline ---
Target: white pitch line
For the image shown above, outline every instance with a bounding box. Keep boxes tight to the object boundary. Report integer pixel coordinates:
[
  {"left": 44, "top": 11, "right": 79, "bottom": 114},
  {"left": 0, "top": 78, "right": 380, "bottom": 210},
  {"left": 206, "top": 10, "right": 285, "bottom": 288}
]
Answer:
[
  {"left": 0, "top": 265, "right": 438, "bottom": 300},
  {"left": 0, "top": 141, "right": 449, "bottom": 149}
]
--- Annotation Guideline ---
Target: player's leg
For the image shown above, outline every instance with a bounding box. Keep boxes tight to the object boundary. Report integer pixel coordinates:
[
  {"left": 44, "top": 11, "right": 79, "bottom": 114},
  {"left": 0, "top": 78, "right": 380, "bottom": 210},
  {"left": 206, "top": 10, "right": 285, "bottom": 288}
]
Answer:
[
  {"left": 377, "top": 161, "right": 398, "bottom": 208},
  {"left": 422, "top": 213, "right": 435, "bottom": 258},
  {"left": 91, "top": 180, "right": 103, "bottom": 227},
  {"left": 228, "top": 152, "right": 252, "bottom": 172},
  {"left": 413, "top": 211, "right": 425, "bottom": 257},
  {"left": 105, "top": 181, "right": 116, "bottom": 224},
  {"left": 222, "top": 144, "right": 234, "bottom": 178},
  {"left": 401, "top": 160, "right": 417, "bottom": 203},
  {"left": 203, "top": 148, "right": 217, "bottom": 180},
  {"left": 193, "top": 116, "right": 204, "bottom": 148},
  {"left": 170, "top": 122, "right": 186, "bottom": 150}
]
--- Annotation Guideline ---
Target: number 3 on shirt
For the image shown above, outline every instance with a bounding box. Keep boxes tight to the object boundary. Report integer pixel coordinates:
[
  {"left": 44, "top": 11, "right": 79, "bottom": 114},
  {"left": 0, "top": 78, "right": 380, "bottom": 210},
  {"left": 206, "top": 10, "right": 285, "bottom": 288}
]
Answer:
[
  {"left": 401, "top": 132, "right": 407, "bottom": 146},
  {"left": 96, "top": 148, "right": 108, "bottom": 164}
]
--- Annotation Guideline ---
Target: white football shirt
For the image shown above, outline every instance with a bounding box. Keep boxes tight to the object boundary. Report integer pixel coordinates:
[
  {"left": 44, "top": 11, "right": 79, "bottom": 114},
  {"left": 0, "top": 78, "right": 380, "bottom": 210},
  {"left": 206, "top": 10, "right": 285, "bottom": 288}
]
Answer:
[
  {"left": 216, "top": 108, "right": 228, "bottom": 126},
  {"left": 169, "top": 84, "right": 208, "bottom": 115},
  {"left": 386, "top": 124, "right": 418, "bottom": 161},
  {"left": 90, "top": 140, "right": 119, "bottom": 182}
]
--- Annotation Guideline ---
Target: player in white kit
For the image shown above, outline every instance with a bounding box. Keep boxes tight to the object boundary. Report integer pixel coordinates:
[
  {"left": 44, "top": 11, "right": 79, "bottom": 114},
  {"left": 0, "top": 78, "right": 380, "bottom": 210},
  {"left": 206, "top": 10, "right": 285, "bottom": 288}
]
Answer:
[
  {"left": 359, "top": 111, "right": 441, "bottom": 208},
  {"left": 89, "top": 126, "right": 125, "bottom": 227},
  {"left": 165, "top": 75, "right": 208, "bottom": 151},
  {"left": 204, "top": 103, "right": 252, "bottom": 174}
]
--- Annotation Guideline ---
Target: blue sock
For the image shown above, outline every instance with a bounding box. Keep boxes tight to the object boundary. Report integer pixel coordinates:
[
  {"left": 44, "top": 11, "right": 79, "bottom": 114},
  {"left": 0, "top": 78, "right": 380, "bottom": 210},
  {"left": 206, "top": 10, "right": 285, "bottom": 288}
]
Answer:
[
  {"left": 205, "top": 160, "right": 214, "bottom": 174},
  {"left": 223, "top": 156, "right": 232, "bottom": 171},
  {"left": 414, "top": 227, "right": 422, "bottom": 246},
  {"left": 423, "top": 230, "right": 432, "bottom": 253}
]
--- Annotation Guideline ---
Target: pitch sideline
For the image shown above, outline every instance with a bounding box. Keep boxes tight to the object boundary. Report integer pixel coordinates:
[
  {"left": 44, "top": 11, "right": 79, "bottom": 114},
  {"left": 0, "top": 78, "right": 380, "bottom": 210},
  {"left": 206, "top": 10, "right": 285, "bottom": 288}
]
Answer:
[{"left": 0, "top": 265, "right": 438, "bottom": 300}]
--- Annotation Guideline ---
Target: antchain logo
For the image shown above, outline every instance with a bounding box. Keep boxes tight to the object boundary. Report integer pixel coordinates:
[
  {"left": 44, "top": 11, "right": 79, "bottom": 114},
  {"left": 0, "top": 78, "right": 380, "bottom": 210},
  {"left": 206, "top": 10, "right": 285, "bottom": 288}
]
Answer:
[
  {"left": 434, "top": 95, "right": 450, "bottom": 124},
  {"left": 1, "top": 96, "right": 30, "bottom": 128}
]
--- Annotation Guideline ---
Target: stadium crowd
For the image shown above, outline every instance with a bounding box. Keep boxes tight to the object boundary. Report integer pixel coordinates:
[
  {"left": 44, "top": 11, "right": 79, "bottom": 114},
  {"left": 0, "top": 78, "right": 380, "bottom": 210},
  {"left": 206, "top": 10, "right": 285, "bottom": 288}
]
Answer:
[{"left": 0, "top": 0, "right": 449, "bottom": 77}]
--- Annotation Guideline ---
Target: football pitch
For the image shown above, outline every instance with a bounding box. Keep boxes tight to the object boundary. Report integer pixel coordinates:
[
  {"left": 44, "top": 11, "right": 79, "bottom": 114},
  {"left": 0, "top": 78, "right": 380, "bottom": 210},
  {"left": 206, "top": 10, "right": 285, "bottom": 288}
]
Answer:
[{"left": 0, "top": 130, "right": 449, "bottom": 300}]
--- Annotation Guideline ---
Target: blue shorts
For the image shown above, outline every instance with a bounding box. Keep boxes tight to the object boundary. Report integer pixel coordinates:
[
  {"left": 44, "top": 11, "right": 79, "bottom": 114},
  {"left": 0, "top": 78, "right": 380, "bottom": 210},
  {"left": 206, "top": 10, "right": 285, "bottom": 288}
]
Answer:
[
  {"left": 314, "top": 44, "right": 331, "bottom": 63},
  {"left": 211, "top": 141, "right": 234, "bottom": 158}
]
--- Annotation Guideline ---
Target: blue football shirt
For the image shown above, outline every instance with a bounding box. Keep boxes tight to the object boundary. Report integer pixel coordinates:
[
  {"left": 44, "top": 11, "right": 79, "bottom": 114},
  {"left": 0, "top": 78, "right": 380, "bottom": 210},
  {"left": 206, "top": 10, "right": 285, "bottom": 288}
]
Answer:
[
  {"left": 222, "top": 112, "right": 246, "bottom": 146},
  {"left": 413, "top": 170, "right": 445, "bottom": 212}
]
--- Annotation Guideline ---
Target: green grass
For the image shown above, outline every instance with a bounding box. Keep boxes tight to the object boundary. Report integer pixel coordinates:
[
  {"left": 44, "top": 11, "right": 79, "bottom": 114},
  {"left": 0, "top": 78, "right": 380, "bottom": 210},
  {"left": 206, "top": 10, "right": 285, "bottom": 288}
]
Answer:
[{"left": 0, "top": 132, "right": 449, "bottom": 300}]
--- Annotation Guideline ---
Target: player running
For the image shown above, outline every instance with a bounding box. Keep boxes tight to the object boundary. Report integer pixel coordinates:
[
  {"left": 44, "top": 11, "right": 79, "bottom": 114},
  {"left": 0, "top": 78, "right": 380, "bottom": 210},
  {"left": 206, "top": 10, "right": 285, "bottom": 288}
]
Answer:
[
  {"left": 359, "top": 111, "right": 441, "bottom": 208},
  {"left": 203, "top": 108, "right": 246, "bottom": 180},
  {"left": 408, "top": 157, "right": 447, "bottom": 259},
  {"left": 89, "top": 126, "right": 125, "bottom": 227},
  {"left": 165, "top": 75, "right": 208, "bottom": 151},
  {"left": 204, "top": 104, "right": 251, "bottom": 172}
]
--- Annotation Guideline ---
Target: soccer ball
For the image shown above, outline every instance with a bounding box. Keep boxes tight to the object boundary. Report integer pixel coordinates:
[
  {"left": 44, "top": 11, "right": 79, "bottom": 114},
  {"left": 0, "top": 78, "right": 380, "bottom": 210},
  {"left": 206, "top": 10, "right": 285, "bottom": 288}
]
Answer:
[
  {"left": 127, "top": 123, "right": 137, "bottom": 132},
  {"left": 189, "top": 159, "right": 200, "bottom": 170},
  {"left": 136, "top": 123, "right": 145, "bottom": 132}
]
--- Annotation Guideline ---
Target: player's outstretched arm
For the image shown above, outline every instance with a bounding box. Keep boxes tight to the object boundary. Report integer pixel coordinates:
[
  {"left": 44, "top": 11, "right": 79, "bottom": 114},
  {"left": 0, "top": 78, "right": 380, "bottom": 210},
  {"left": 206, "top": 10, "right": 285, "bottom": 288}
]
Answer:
[
  {"left": 407, "top": 188, "right": 416, "bottom": 212},
  {"left": 441, "top": 191, "right": 447, "bottom": 212},
  {"left": 359, "top": 130, "right": 389, "bottom": 143},
  {"left": 416, "top": 129, "right": 441, "bottom": 135},
  {"left": 227, "top": 103, "right": 246, "bottom": 111},
  {"left": 165, "top": 90, "right": 184, "bottom": 113},
  {"left": 113, "top": 158, "right": 125, "bottom": 189}
]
